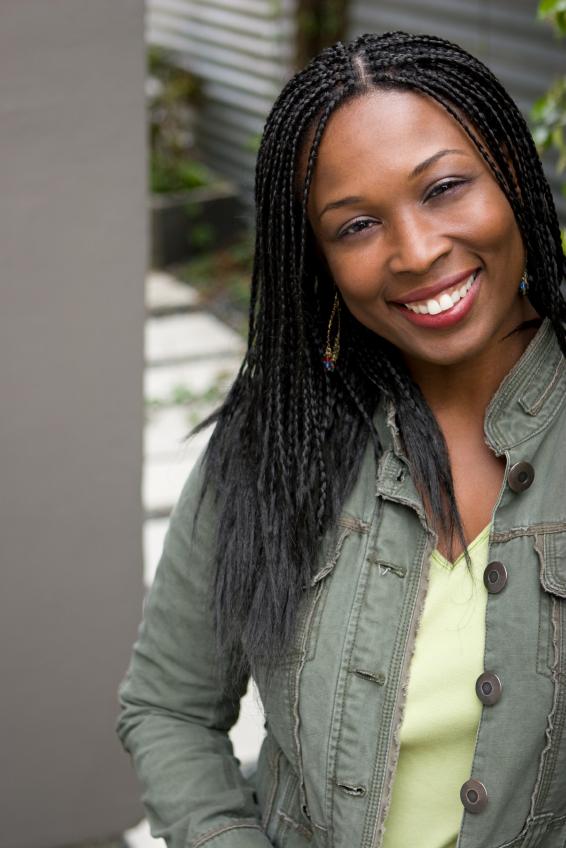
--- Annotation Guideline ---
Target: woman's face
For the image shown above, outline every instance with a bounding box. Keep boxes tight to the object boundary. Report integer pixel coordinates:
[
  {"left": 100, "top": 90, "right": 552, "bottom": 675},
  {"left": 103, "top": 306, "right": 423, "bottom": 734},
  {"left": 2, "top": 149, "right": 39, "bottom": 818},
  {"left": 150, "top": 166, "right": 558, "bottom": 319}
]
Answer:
[{"left": 306, "top": 89, "right": 529, "bottom": 369}]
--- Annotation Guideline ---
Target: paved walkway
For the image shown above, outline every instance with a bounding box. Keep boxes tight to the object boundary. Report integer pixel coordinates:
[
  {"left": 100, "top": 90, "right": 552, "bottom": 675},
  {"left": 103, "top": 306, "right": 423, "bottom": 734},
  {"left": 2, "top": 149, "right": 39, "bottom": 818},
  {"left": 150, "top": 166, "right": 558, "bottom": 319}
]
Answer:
[{"left": 126, "top": 271, "right": 265, "bottom": 848}]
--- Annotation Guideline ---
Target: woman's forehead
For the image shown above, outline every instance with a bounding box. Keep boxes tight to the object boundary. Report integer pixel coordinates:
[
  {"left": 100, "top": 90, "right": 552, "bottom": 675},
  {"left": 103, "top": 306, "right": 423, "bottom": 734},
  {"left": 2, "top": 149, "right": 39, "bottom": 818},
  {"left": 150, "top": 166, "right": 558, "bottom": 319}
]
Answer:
[
  {"left": 299, "top": 89, "right": 485, "bottom": 218},
  {"left": 313, "top": 90, "right": 477, "bottom": 184}
]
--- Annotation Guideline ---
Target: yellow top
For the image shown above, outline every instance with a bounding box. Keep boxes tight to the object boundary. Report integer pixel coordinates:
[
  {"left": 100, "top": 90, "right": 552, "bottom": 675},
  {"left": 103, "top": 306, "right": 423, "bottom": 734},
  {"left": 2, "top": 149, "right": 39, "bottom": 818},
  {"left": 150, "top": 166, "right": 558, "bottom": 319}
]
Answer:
[{"left": 382, "top": 524, "right": 490, "bottom": 848}]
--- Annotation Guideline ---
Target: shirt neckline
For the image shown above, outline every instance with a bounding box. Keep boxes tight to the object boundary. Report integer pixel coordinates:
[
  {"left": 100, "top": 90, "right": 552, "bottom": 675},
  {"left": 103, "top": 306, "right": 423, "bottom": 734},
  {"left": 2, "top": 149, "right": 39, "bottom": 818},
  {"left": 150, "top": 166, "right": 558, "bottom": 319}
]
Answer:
[{"left": 431, "top": 523, "right": 491, "bottom": 571}]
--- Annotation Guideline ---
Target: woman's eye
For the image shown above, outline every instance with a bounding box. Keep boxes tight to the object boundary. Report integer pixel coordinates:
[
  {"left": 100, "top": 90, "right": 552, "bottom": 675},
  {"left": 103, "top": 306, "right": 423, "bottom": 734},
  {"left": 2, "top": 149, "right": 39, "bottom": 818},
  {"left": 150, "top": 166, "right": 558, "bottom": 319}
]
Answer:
[
  {"left": 338, "top": 218, "right": 377, "bottom": 239},
  {"left": 426, "top": 179, "right": 466, "bottom": 201}
]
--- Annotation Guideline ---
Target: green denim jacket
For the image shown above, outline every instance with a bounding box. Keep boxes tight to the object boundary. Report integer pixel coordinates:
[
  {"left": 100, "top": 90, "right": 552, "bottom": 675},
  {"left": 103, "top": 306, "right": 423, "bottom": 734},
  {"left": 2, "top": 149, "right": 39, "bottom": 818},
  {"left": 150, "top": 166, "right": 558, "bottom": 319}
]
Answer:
[{"left": 117, "top": 319, "right": 566, "bottom": 848}]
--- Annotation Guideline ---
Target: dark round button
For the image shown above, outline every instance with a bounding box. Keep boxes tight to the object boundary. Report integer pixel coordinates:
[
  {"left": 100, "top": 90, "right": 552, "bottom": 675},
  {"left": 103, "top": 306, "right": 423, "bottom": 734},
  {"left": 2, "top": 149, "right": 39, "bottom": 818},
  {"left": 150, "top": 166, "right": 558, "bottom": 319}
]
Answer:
[
  {"left": 475, "top": 671, "right": 502, "bottom": 705},
  {"left": 508, "top": 461, "right": 535, "bottom": 493},
  {"left": 460, "top": 778, "right": 488, "bottom": 813},
  {"left": 483, "top": 561, "right": 508, "bottom": 594}
]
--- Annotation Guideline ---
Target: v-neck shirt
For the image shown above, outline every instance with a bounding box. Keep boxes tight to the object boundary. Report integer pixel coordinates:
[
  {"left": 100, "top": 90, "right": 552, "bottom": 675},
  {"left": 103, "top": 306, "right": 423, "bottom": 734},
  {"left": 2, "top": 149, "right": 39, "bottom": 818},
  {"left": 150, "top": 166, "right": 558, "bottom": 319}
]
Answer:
[{"left": 382, "top": 524, "right": 491, "bottom": 848}]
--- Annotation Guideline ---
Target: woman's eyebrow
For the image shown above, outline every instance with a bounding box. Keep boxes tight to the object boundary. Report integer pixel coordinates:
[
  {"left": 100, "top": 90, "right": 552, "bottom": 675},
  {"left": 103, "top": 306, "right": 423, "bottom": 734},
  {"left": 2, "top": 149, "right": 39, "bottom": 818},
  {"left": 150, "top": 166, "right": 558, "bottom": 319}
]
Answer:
[
  {"left": 319, "top": 195, "right": 363, "bottom": 220},
  {"left": 318, "top": 149, "right": 469, "bottom": 221},
  {"left": 410, "top": 148, "right": 467, "bottom": 178}
]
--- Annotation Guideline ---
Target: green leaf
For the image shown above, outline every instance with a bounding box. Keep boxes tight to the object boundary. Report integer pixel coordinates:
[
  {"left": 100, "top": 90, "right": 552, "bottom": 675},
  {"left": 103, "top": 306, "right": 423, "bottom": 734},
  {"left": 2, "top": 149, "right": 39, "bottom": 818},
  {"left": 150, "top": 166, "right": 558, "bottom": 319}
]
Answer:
[
  {"left": 538, "top": 0, "right": 566, "bottom": 18},
  {"left": 531, "top": 94, "right": 548, "bottom": 122},
  {"left": 532, "top": 125, "right": 551, "bottom": 148}
]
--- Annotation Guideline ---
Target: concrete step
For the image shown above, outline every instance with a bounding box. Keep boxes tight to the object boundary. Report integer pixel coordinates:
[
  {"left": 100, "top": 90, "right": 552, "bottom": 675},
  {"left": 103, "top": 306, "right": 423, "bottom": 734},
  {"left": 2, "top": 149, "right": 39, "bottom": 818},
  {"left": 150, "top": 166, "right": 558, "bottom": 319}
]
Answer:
[
  {"left": 145, "top": 356, "right": 242, "bottom": 405},
  {"left": 145, "top": 271, "right": 199, "bottom": 315},
  {"left": 146, "top": 313, "right": 244, "bottom": 365}
]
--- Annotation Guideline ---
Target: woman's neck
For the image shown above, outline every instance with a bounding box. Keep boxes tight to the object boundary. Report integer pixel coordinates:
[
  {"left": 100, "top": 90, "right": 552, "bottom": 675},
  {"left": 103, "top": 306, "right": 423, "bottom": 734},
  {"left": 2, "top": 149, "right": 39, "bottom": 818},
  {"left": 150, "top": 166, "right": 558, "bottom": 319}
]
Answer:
[{"left": 404, "top": 316, "right": 543, "bottom": 425}]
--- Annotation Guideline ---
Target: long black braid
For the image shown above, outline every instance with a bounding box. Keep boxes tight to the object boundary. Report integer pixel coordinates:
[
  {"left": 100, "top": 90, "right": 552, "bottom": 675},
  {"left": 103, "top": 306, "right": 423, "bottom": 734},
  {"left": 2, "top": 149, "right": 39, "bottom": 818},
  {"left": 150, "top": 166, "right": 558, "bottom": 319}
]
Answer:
[{"left": 197, "top": 31, "right": 566, "bottom": 683}]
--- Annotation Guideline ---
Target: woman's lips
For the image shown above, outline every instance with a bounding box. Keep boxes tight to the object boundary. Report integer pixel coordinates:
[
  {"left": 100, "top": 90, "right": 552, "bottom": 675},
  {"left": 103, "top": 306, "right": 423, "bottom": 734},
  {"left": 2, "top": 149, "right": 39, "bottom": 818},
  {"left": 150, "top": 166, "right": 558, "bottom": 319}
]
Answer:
[{"left": 393, "top": 270, "right": 481, "bottom": 329}]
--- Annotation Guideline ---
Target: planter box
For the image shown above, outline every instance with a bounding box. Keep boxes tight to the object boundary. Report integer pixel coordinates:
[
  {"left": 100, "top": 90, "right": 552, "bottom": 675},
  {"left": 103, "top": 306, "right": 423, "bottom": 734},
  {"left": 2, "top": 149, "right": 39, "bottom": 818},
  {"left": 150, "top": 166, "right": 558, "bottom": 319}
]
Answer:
[{"left": 150, "top": 181, "right": 246, "bottom": 268}]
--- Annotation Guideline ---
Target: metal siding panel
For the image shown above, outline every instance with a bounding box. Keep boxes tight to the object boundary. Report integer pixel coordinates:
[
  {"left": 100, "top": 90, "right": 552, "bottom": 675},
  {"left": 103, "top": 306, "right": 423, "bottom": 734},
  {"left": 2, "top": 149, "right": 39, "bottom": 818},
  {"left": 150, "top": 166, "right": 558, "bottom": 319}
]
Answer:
[
  {"left": 197, "top": 115, "right": 261, "bottom": 150},
  {"left": 200, "top": 102, "right": 266, "bottom": 135},
  {"left": 152, "top": 1, "right": 295, "bottom": 40},
  {"left": 146, "top": 0, "right": 296, "bottom": 196},
  {"left": 148, "top": 14, "right": 293, "bottom": 59},
  {"left": 182, "top": 0, "right": 295, "bottom": 17},
  {"left": 204, "top": 79, "right": 276, "bottom": 115},
  {"left": 196, "top": 128, "right": 259, "bottom": 170}
]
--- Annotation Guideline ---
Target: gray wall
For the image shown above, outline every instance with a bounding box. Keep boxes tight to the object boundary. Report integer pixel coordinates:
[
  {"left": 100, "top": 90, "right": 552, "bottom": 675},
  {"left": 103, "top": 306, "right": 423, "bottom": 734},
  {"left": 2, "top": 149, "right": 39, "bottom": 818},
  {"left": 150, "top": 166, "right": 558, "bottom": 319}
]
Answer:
[{"left": 0, "top": 2, "right": 146, "bottom": 846}]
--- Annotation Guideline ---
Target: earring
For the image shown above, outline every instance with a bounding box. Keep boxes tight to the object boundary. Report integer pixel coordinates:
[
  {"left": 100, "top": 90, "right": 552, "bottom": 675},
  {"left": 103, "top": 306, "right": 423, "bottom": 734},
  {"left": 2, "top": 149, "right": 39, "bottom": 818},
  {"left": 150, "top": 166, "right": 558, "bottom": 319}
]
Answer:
[
  {"left": 519, "top": 269, "right": 529, "bottom": 296},
  {"left": 322, "top": 292, "right": 340, "bottom": 372}
]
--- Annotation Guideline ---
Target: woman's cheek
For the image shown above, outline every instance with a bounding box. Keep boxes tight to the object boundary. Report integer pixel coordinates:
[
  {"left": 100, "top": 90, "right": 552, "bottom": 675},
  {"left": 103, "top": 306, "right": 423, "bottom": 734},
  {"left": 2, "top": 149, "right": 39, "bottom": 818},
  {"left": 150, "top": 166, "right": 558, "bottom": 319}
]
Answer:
[
  {"left": 328, "top": 253, "right": 384, "bottom": 303},
  {"left": 458, "top": 189, "right": 518, "bottom": 250}
]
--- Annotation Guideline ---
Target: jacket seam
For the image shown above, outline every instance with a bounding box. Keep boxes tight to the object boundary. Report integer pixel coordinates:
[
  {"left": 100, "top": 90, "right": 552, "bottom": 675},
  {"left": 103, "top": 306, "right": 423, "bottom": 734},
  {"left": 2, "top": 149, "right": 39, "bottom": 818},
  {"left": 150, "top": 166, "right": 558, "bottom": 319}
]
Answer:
[
  {"left": 327, "top": 498, "right": 381, "bottom": 840},
  {"left": 362, "top": 529, "right": 433, "bottom": 848},
  {"left": 491, "top": 522, "right": 566, "bottom": 543},
  {"left": 276, "top": 808, "right": 314, "bottom": 839},
  {"left": 520, "top": 357, "right": 565, "bottom": 416},
  {"left": 190, "top": 821, "right": 264, "bottom": 848},
  {"left": 490, "top": 376, "right": 566, "bottom": 450},
  {"left": 261, "top": 747, "right": 282, "bottom": 830},
  {"left": 291, "top": 577, "right": 326, "bottom": 822},
  {"left": 327, "top": 498, "right": 383, "bottom": 832}
]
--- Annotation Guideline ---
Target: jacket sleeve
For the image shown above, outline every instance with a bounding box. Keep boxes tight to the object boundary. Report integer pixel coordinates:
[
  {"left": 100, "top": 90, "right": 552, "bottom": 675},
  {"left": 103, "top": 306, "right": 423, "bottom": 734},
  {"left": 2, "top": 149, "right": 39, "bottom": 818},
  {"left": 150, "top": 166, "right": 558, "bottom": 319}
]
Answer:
[{"left": 116, "top": 457, "right": 272, "bottom": 848}]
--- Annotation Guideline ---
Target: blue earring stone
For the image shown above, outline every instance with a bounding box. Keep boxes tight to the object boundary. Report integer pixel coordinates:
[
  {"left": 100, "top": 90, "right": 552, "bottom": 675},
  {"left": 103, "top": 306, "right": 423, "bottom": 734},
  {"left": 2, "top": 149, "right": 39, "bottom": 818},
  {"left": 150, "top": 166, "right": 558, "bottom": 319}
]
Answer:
[{"left": 519, "top": 278, "right": 528, "bottom": 295}]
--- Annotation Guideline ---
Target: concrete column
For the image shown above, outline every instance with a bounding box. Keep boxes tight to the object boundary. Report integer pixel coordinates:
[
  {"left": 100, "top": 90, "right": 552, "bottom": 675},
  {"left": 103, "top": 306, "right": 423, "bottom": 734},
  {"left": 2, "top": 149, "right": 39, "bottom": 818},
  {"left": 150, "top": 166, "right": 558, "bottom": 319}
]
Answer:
[{"left": 0, "top": 2, "right": 146, "bottom": 846}]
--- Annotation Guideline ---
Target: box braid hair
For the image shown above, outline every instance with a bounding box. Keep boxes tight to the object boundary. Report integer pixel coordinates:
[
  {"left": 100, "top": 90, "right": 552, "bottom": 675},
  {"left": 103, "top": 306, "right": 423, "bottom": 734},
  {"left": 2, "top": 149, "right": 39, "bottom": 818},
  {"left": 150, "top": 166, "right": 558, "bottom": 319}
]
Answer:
[{"left": 197, "top": 31, "right": 566, "bottom": 683}]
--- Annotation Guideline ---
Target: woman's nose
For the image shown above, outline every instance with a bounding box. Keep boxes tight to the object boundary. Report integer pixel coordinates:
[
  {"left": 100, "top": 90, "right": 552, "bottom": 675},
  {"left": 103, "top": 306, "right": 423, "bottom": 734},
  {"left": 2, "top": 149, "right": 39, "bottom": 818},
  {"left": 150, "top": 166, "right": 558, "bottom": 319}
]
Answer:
[{"left": 387, "top": 214, "right": 451, "bottom": 276}]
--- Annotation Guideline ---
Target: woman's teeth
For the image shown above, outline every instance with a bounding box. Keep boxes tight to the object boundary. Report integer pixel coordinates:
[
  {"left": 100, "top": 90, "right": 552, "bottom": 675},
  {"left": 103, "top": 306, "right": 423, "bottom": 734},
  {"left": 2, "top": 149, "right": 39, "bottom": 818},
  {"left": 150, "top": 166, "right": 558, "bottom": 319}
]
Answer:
[{"left": 403, "top": 271, "right": 478, "bottom": 315}]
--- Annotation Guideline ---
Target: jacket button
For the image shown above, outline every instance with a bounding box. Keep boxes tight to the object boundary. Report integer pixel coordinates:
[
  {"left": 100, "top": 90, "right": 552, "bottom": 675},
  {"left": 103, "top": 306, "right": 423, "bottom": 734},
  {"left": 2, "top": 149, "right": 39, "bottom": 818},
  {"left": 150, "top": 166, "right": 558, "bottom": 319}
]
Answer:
[
  {"left": 460, "top": 779, "right": 488, "bottom": 813},
  {"left": 508, "top": 461, "right": 535, "bottom": 492},
  {"left": 475, "top": 672, "right": 502, "bottom": 705},
  {"left": 483, "top": 561, "right": 507, "bottom": 593}
]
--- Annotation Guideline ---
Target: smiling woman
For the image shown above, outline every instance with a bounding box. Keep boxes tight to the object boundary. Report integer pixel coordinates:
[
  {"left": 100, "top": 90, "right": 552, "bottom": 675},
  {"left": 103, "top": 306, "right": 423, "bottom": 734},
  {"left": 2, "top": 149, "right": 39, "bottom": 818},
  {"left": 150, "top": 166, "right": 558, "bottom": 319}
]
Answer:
[{"left": 117, "top": 32, "right": 566, "bottom": 848}]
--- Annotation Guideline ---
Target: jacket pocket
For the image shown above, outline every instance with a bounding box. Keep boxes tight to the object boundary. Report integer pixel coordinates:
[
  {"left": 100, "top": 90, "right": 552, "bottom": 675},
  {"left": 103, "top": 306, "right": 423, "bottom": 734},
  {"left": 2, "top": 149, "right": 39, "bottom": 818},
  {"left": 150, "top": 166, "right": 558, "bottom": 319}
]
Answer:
[
  {"left": 262, "top": 748, "right": 315, "bottom": 847},
  {"left": 531, "top": 531, "right": 566, "bottom": 819},
  {"left": 273, "top": 513, "right": 369, "bottom": 669},
  {"left": 535, "top": 530, "right": 566, "bottom": 678}
]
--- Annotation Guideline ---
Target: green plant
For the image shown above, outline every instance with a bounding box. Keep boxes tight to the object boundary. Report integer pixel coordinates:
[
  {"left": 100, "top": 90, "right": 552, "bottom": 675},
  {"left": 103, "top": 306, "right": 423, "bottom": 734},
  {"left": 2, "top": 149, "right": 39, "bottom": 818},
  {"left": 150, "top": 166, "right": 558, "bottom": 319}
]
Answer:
[
  {"left": 531, "top": 0, "right": 566, "bottom": 249},
  {"left": 148, "top": 47, "right": 213, "bottom": 194}
]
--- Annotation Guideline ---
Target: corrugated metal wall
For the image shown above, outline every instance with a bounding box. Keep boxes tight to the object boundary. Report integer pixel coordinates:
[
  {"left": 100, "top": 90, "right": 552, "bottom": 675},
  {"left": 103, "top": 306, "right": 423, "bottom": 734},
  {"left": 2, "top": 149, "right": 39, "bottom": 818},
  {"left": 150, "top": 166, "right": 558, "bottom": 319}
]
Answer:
[
  {"left": 146, "top": 0, "right": 297, "bottom": 200},
  {"left": 348, "top": 0, "right": 566, "bottom": 218},
  {"left": 146, "top": 0, "right": 565, "bottom": 218}
]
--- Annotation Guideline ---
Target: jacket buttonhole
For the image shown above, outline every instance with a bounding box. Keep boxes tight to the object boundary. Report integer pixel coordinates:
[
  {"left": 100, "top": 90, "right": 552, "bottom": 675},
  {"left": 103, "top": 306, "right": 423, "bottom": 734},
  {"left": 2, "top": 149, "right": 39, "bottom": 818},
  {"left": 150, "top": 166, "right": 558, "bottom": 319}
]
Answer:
[
  {"left": 336, "top": 781, "right": 367, "bottom": 797},
  {"left": 351, "top": 667, "right": 386, "bottom": 686},
  {"left": 366, "top": 554, "right": 406, "bottom": 578},
  {"left": 386, "top": 564, "right": 407, "bottom": 578}
]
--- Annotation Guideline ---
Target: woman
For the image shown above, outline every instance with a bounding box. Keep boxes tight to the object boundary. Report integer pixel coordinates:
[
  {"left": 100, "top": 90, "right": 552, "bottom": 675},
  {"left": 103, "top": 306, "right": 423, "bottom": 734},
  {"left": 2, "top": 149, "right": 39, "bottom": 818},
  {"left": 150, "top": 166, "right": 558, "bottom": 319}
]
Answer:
[{"left": 117, "top": 32, "right": 566, "bottom": 848}]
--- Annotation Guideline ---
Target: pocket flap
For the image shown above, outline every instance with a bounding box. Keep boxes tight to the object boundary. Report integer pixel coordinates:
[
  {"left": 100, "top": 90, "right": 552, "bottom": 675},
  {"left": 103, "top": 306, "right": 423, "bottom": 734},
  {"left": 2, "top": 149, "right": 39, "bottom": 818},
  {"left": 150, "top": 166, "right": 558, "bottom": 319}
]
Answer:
[
  {"left": 537, "top": 530, "right": 566, "bottom": 597},
  {"left": 310, "top": 514, "right": 370, "bottom": 587}
]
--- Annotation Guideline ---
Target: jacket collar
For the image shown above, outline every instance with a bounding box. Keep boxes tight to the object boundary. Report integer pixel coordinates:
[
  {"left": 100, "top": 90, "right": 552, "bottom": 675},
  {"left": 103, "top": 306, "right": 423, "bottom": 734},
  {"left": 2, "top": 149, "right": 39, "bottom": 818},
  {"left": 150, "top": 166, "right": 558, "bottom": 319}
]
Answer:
[
  {"left": 373, "top": 319, "right": 566, "bottom": 516},
  {"left": 375, "top": 318, "right": 566, "bottom": 454},
  {"left": 484, "top": 318, "right": 566, "bottom": 453}
]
